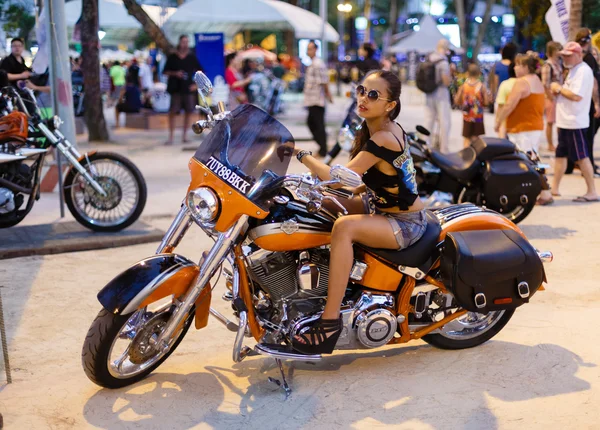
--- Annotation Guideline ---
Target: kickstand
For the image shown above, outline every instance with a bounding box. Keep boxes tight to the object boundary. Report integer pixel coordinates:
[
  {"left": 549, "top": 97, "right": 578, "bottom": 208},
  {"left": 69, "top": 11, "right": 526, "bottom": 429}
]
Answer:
[{"left": 267, "top": 358, "right": 292, "bottom": 398}]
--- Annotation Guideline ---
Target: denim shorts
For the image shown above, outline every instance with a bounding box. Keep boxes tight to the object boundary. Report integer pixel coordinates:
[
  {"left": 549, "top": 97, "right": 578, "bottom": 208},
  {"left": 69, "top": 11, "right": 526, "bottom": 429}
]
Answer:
[{"left": 376, "top": 209, "right": 428, "bottom": 249}]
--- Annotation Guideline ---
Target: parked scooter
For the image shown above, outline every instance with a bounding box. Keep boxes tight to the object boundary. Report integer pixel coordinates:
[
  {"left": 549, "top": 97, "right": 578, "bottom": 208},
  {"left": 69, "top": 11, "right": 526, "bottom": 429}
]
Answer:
[
  {"left": 81, "top": 72, "right": 552, "bottom": 397},
  {"left": 0, "top": 85, "right": 147, "bottom": 231},
  {"left": 408, "top": 126, "right": 548, "bottom": 224}
]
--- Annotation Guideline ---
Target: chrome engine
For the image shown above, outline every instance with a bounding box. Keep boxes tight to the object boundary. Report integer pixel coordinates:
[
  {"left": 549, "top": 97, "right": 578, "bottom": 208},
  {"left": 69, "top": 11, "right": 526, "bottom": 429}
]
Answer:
[
  {"left": 0, "top": 188, "right": 15, "bottom": 214},
  {"left": 290, "top": 292, "right": 398, "bottom": 350},
  {"left": 247, "top": 248, "right": 330, "bottom": 302},
  {"left": 247, "top": 248, "right": 400, "bottom": 349}
]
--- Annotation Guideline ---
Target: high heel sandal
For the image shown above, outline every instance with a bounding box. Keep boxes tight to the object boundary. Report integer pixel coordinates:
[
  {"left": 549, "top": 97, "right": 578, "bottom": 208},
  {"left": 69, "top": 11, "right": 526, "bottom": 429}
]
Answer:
[{"left": 291, "top": 316, "right": 343, "bottom": 355}]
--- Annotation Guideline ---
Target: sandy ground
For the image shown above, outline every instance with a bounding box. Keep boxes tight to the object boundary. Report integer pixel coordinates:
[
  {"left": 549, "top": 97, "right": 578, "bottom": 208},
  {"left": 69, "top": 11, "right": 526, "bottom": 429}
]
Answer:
[{"left": 1, "top": 91, "right": 600, "bottom": 429}]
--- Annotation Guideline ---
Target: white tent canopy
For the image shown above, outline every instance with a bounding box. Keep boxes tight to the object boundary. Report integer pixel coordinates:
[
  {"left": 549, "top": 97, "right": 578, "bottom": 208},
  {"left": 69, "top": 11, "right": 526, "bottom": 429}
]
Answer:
[
  {"left": 64, "top": 0, "right": 176, "bottom": 46},
  {"left": 388, "top": 15, "right": 463, "bottom": 54},
  {"left": 164, "top": 0, "right": 339, "bottom": 43}
]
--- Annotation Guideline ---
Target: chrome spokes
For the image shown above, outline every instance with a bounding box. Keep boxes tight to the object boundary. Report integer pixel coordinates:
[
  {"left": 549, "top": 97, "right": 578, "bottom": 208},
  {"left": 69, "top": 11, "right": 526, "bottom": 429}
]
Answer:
[
  {"left": 70, "top": 159, "right": 140, "bottom": 227},
  {"left": 440, "top": 310, "right": 505, "bottom": 340}
]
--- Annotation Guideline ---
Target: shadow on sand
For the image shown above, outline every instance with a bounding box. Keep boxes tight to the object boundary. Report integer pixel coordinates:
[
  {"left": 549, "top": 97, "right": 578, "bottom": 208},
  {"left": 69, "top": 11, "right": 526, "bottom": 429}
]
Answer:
[{"left": 83, "top": 341, "right": 593, "bottom": 429}]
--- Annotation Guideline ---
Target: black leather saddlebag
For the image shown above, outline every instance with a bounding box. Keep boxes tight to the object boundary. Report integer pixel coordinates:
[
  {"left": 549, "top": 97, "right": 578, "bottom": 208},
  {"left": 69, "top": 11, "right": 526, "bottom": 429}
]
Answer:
[
  {"left": 440, "top": 230, "right": 544, "bottom": 313},
  {"left": 483, "top": 158, "right": 542, "bottom": 209}
]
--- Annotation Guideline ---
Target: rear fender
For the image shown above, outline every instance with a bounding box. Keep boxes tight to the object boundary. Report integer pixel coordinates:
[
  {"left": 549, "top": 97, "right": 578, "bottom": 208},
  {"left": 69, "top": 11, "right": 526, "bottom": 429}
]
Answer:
[{"left": 97, "top": 254, "right": 202, "bottom": 316}]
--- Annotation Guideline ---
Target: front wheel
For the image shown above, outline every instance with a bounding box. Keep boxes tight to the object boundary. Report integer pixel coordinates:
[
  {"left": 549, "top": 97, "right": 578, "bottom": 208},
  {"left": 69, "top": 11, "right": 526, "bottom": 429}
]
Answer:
[
  {"left": 82, "top": 304, "right": 194, "bottom": 389},
  {"left": 63, "top": 152, "right": 147, "bottom": 232},
  {"left": 422, "top": 309, "right": 514, "bottom": 350}
]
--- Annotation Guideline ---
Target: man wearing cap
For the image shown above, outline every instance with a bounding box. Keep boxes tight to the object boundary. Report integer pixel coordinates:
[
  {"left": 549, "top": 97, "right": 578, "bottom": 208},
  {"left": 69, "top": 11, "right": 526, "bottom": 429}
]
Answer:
[
  {"left": 551, "top": 41, "right": 599, "bottom": 202},
  {"left": 575, "top": 28, "right": 600, "bottom": 176}
]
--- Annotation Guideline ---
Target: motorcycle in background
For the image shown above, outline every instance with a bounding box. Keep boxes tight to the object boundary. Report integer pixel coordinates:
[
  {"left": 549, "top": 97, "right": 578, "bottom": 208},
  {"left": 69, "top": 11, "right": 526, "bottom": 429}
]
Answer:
[
  {"left": 81, "top": 72, "right": 552, "bottom": 397},
  {"left": 0, "top": 85, "right": 147, "bottom": 231},
  {"left": 408, "top": 126, "right": 548, "bottom": 224},
  {"left": 323, "top": 89, "right": 361, "bottom": 165}
]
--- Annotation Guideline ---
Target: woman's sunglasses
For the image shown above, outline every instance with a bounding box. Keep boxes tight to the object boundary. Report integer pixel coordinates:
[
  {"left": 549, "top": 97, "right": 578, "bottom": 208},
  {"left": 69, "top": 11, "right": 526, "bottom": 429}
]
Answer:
[{"left": 356, "top": 85, "right": 392, "bottom": 102}]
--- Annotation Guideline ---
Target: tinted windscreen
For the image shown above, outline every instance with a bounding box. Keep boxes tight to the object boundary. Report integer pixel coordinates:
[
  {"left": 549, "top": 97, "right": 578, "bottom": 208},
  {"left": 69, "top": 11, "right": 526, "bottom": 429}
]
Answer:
[{"left": 193, "top": 104, "right": 295, "bottom": 209}]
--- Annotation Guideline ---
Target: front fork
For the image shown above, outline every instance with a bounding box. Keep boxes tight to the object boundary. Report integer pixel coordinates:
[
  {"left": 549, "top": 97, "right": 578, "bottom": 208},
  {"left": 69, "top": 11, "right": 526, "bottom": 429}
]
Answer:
[
  {"left": 153, "top": 210, "right": 249, "bottom": 352},
  {"left": 36, "top": 122, "right": 107, "bottom": 196}
]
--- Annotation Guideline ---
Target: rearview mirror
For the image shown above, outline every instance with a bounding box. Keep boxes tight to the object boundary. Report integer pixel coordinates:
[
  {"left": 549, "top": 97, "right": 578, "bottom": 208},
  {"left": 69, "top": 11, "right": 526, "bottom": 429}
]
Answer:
[
  {"left": 194, "top": 71, "right": 213, "bottom": 97},
  {"left": 330, "top": 165, "right": 363, "bottom": 188}
]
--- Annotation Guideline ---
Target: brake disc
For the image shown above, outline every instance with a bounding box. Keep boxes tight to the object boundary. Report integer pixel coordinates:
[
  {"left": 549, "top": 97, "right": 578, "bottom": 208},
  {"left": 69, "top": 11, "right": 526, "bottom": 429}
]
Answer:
[{"left": 128, "top": 313, "right": 170, "bottom": 364}]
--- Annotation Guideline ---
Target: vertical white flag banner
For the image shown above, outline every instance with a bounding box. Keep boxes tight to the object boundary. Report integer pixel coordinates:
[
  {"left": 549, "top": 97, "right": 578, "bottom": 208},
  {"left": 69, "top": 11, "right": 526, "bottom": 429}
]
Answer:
[
  {"left": 32, "top": 5, "right": 49, "bottom": 74},
  {"left": 545, "top": 0, "right": 571, "bottom": 44}
]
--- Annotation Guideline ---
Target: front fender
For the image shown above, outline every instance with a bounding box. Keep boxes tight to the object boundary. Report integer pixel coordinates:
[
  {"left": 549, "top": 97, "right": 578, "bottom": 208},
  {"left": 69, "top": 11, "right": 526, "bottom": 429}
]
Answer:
[{"left": 98, "top": 254, "right": 199, "bottom": 315}]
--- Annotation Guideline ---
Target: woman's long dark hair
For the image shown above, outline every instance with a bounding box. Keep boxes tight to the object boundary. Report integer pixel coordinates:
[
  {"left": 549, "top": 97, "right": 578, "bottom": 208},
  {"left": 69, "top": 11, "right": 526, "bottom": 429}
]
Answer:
[{"left": 350, "top": 70, "right": 402, "bottom": 159}]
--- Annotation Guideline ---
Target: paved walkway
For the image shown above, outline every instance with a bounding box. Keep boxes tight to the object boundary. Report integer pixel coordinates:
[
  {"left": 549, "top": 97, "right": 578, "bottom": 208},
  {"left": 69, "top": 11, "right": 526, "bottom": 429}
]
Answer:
[{"left": 1, "top": 88, "right": 600, "bottom": 429}]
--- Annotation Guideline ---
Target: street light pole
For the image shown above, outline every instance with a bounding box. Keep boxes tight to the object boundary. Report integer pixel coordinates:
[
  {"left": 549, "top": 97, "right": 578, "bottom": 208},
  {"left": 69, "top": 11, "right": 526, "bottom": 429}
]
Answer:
[
  {"left": 320, "top": 0, "right": 328, "bottom": 62},
  {"left": 337, "top": 3, "right": 353, "bottom": 61}
]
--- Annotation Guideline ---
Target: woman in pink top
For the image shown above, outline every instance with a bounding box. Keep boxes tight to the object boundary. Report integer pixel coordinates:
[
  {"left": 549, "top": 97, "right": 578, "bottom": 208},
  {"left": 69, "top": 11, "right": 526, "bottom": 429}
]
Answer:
[{"left": 225, "top": 53, "right": 251, "bottom": 109}]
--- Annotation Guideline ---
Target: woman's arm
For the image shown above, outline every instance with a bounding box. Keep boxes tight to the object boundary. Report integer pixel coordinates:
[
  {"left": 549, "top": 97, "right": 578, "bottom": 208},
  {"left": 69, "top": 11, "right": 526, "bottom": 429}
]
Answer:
[{"left": 297, "top": 146, "right": 379, "bottom": 181}]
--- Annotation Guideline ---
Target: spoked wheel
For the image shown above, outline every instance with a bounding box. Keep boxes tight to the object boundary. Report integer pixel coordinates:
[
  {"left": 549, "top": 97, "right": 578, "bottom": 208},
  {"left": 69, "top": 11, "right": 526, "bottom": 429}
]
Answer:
[
  {"left": 422, "top": 309, "right": 514, "bottom": 350},
  {"left": 458, "top": 188, "right": 535, "bottom": 224},
  {"left": 82, "top": 299, "right": 194, "bottom": 389},
  {"left": 501, "top": 201, "right": 536, "bottom": 224},
  {"left": 63, "top": 152, "right": 147, "bottom": 232}
]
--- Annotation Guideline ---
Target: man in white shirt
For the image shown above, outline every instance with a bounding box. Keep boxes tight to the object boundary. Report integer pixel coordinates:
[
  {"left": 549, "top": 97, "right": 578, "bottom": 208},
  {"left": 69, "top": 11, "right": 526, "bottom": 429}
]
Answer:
[
  {"left": 304, "top": 40, "right": 333, "bottom": 157},
  {"left": 138, "top": 57, "right": 154, "bottom": 106},
  {"left": 551, "top": 42, "right": 598, "bottom": 202},
  {"left": 423, "top": 39, "right": 452, "bottom": 153}
]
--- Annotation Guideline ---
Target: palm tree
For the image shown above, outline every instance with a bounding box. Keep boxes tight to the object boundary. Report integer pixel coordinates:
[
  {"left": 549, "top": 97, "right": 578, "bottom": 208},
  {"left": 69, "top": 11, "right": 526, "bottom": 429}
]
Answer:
[
  {"left": 569, "top": 0, "right": 582, "bottom": 40},
  {"left": 81, "top": 0, "right": 109, "bottom": 141},
  {"left": 122, "top": 0, "right": 174, "bottom": 54}
]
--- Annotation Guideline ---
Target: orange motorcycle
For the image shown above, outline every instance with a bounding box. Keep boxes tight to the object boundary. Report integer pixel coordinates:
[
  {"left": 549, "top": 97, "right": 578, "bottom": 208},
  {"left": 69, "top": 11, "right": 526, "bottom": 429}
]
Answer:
[{"left": 82, "top": 72, "right": 552, "bottom": 396}]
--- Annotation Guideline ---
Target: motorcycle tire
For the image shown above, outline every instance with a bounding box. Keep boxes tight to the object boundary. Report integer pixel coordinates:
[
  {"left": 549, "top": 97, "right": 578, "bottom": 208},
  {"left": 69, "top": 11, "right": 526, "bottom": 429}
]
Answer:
[
  {"left": 63, "top": 152, "right": 147, "bottom": 232},
  {"left": 82, "top": 308, "right": 193, "bottom": 389},
  {"left": 0, "top": 212, "right": 26, "bottom": 228},
  {"left": 422, "top": 309, "right": 514, "bottom": 350}
]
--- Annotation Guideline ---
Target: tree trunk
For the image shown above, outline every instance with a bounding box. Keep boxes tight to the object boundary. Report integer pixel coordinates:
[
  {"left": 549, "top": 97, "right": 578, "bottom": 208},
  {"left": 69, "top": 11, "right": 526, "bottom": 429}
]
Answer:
[
  {"left": 455, "top": 0, "right": 468, "bottom": 67},
  {"left": 81, "top": 0, "right": 109, "bottom": 142},
  {"left": 364, "top": 0, "right": 371, "bottom": 43},
  {"left": 568, "top": 0, "right": 583, "bottom": 40},
  {"left": 122, "top": 0, "right": 175, "bottom": 54},
  {"left": 390, "top": 0, "right": 399, "bottom": 36},
  {"left": 473, "top": 0, "right": 494, "bottom": 61}
]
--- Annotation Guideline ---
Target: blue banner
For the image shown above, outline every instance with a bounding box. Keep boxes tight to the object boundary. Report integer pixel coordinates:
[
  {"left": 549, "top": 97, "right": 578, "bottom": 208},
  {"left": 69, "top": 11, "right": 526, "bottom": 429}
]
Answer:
[{"left": 195, "top": 33, "right": 225, "bottom": 83}]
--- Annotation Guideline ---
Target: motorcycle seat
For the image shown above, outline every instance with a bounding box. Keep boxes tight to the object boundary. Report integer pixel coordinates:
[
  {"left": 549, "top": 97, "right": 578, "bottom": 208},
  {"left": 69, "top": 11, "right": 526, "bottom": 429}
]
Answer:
[
  {"left": 360, "top": 210, "right": 441, "bottom": 269},
  {"left": 430, "top": 147, "right": 479, "bottom": 181},
  {"left": 472, "top": 137, "right": 516, "bottom": 160}
]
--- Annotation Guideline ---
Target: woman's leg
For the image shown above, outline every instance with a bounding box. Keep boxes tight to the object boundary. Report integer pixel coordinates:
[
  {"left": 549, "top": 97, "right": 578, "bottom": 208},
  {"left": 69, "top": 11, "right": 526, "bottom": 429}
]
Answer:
[{"left": 321, "top": 214, "right": 402, "bottom": 319}]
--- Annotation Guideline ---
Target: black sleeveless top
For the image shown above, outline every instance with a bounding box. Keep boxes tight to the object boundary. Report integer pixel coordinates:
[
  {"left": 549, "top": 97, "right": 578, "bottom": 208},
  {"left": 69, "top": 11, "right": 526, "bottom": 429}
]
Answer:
[{"left": 361, "top": 129, "right": 419, "bottom": 210}]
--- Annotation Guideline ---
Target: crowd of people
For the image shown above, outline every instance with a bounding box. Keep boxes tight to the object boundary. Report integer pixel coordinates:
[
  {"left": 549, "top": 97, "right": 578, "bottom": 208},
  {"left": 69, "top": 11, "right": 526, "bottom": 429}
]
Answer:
[{"left": 421, "top": 31, "right": 600, "bottom": 205}]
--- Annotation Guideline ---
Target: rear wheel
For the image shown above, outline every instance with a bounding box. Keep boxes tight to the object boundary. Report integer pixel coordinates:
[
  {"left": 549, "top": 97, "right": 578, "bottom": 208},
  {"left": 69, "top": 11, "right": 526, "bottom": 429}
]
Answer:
[
  {"left": 422, "top": 309, "right": 514, "bottom": 350},
  {"left": 82, "top": 301, "right": 193, "bottom": 389}
]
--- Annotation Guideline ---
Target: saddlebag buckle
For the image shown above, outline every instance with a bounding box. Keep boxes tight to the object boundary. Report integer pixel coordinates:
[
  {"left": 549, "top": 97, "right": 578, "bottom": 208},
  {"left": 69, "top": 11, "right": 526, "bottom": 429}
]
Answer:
[
  {"left": 517, "top": 281, "right": 530, "bottom": 299},
  {"left": 474, "top": 293, "right": 487, "bottom": 309}
]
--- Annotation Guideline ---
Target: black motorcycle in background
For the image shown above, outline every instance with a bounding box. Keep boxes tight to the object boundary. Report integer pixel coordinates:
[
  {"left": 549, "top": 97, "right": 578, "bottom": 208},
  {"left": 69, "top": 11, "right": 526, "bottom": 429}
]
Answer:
[
  {"left": 408, "top": 126, "right": 547, "bottom": 224},
  {"left": 323, "top": 96, "right": 361, "bottom": 165}
]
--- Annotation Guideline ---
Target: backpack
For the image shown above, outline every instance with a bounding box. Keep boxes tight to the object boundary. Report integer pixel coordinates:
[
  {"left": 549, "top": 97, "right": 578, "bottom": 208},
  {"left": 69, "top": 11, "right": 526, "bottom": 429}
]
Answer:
[{"left": 416, "top": 57, "right": 444, "bottom": 94}]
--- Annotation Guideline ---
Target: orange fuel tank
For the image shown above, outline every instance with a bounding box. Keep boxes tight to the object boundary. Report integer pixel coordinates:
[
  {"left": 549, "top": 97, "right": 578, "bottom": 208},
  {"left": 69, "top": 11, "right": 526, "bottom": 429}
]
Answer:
[{"left": 0, "top": 111, "right": 28, "bottom": 143}]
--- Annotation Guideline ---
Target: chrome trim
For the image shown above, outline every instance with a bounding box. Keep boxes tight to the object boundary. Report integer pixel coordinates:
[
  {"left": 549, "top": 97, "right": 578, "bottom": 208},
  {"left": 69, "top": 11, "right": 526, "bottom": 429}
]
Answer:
[
  {"left": 121, "top": 256, "right": 197, "bottom": 314},
  {"left": 248, "top": 222, "right": 329, "bottom": 240},
  {"left": 537, "top": 250, "right": 553, "bottom": 263},
  {"left": 254, "top": 343, "right": 322, "bottom": 361},
  {"left": 155, "top": 215, "right": 249, "bottom": 350},
  {"left": 349, "top": 261, "right": 368, "bottom": 281},
  {"left": 156, "top": 205, "right": 193, "bottom": 254},
  {"left": 398, "top": 265, "right": 425, "bottom": 280},
  {"left": 518, "top": 281, "right": 530, "bottom": 299},
  {"left": 474, "top": 293, "right": 487, "bottom": 309}
]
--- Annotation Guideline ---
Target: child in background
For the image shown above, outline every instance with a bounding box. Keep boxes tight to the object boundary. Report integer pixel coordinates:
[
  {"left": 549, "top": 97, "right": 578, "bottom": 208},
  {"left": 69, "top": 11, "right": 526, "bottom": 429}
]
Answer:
[{"left": 454, "top": 63, "right": 490, "bottom": 147}]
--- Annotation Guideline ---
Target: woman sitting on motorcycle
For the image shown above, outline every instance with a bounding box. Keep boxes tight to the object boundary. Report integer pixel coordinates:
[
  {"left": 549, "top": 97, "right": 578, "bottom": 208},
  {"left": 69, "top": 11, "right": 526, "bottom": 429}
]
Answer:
[{"left": 292, "top": 70, "right": 426, "bottom": 354}]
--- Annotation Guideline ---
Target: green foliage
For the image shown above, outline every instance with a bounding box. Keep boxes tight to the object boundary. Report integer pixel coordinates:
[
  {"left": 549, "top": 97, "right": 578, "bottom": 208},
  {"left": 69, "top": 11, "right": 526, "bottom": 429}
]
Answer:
[
  {"left": 582, "top": 0, "right": 600, "bottom": 30},
  {"left": 1, "top": 2, "right": 36, "bottom": 46},
  {"left": 134, "top": 28, "right": 154, "bottom": 50},
  {"left": 513, "top": 0, "right": 551, "bottom": 40}
]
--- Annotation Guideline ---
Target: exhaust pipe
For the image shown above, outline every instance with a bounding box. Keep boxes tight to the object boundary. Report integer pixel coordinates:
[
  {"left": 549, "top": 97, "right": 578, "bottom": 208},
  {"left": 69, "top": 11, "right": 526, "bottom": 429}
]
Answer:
[{"left": 537, "top": 250, "right": 553, "bottom": 263}]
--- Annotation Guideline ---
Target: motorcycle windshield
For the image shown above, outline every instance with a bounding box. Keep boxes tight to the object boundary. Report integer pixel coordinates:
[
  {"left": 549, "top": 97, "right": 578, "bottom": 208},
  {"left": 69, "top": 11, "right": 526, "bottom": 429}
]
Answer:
[{"left": 193, "top": 104, "right": 295, "bottom": 210}]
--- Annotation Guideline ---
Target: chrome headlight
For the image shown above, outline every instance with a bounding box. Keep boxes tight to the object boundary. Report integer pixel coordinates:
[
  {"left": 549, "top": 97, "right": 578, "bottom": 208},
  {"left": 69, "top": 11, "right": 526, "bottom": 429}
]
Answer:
[
  {"left": 186, "top": 187, "right": 220, "bottom": 224},
  {"left": 338, "top": 126, "right": 355, "bottom": 151}
]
